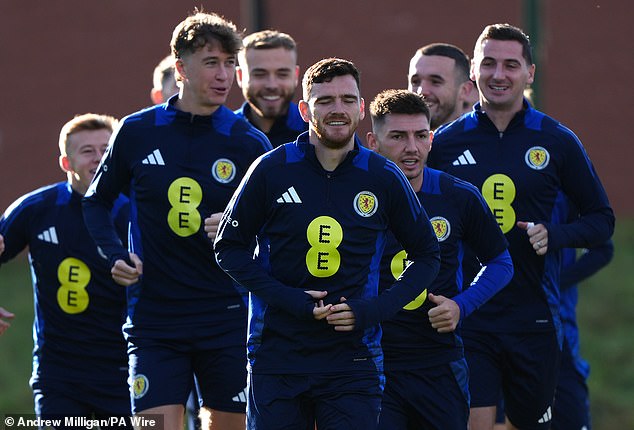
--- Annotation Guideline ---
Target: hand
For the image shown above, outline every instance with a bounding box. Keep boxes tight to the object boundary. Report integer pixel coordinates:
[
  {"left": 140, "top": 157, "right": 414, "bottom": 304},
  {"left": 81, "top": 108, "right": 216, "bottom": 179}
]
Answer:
[
  {"left": 111, "top": 253, "right": 143, "bottom": 286},
  {"left": 327, "top": 297, "right": 356, "bottom": 331},
  {"left": 428, "top": 293, "right": 460, "bottom": 333},
  {"left": 305, "top": 290, "right": 332, "bottom": 320},
  {"left": 204, "top": 212, "right": 223, "bottom": 241},
  {"left": 0, "top": 307, "right": 15, "bottom": 336},
  {"left": 517, "top": 221, "right": 549, "bottom": 256}
]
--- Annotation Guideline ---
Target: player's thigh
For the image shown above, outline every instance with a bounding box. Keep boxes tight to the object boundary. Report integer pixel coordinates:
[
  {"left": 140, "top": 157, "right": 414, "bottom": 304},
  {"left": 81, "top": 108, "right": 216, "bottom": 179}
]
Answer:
[
  {"left": 552, "top": 345, "right": 591, "bottom": 430},
  {"left": 34, "top": 379, "right": 131, "bottom": 426},
  {"left": 246, "top": 373, "right": 313, "bottom": 430},
  {"left": 380, "top": 362, "right": 469, "bottom": 430},
  {"left": 313, "top": 372, "right": 383, "bottom": 430},
  {"left": 377, "top": 371, "right": 409, "bottom": 430},
  {"left": 128, "top": 338, "right": 193, "bottom": 414},
  {"left": 462, "top": 329, "right": 503, "bottom": 407},
  {"left": 194, "top": 344, "right": 247, "bottom": 414},
  {"left": 33, "top": 380, "right": 91, "bottom": 419},
  {"left": 502, "top": 330, "right": 561, "bottom": 430}
]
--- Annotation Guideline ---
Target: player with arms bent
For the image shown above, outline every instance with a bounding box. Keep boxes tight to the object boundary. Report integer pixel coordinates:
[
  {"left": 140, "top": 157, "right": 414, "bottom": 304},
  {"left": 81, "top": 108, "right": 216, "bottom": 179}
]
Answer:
[
  {"left": 427, "top": 23, "right": 615, "bottom": 430},
  {"left": 83, "top": 12, "right": 271, "bottom": 430},
  {"left": 214, "top": 58, "right": 440, "bottom": 429}
]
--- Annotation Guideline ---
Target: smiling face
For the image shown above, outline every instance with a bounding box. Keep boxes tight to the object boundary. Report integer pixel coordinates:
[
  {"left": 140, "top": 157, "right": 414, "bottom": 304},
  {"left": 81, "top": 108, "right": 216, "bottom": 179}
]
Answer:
[
  {"left": 472, "top": 38, "right": 535, "bottom": 113},
  {"left": 237, "top": 47, "right": 299, "bottom": 128},
  {"left": 299, "top": 74, "right": 364, "bottom": 150},
  {"left": 408, "top": 53, "right": 464, "bottom": 129},
  {"left": 60, "top": 128, "right": 111, "bottom": 195},
  {"left": 176, "top": 42, "right": 236, "bottom": 115},
  {"left": 368, "top": 113, "right": 432, "bottom": 192}
]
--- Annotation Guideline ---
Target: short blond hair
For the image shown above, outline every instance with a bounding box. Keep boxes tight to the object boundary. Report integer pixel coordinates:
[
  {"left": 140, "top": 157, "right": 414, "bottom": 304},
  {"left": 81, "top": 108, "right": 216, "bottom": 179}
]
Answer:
[{"left": 59, "top": 113, "right": 117, "bottom": 155}]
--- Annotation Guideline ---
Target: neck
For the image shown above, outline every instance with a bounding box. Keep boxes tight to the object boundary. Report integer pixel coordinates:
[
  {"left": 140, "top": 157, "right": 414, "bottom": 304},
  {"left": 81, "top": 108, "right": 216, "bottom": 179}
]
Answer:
[
  {"left": 69, "top": 179, "right": 86, "bottom": 196},
  {"left": 410, "top": 168, "right": 424, "bottom": 193},
  {"left": 310, "top": 134, "right": 354, "bottom": 171},
  {"left": 481, "top": 99, "right": 524, "bottom": 132},
  {"left": 174, "top": 92, "right": 220, "bottom": 116},
  {"left": 246, "top": 109, "right": 274, "bottom": 133}
]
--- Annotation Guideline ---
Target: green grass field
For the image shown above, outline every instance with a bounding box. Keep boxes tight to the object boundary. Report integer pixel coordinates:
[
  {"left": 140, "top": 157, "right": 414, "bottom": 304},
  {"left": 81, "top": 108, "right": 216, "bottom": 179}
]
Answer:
[{"left": 1, "top": 220, "right": 633, "bottom": 426}]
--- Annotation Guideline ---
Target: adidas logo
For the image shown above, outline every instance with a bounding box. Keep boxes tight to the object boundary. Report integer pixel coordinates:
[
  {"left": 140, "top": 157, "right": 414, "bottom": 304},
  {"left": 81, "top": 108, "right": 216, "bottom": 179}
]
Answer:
[
  {"left": 232, "top": 387, "right": 247, "bottom": 403},
  {"left": 37, "top": 226, "right": 59, "bottom": 244},
  {"left": 276, "top": 186, "right": 302, "bottom": 204},
  {"left": 141, "top": 149, "right": 165, "bottom": 166},
  {"left": 452, "top": 149, "right": 477, "bottom": 166},
  {"left": 537, "top": 406, "right": 552, "bottom": 424}
]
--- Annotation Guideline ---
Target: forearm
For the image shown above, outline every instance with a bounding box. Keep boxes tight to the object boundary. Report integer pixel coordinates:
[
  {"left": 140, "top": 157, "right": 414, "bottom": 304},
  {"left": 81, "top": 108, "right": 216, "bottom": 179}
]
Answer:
[
  {"left": 347, "top": 254, "right": 440, "bottom": 330},
  {"left": 453, "top": 249, "right": 514, "bottom": 319},
  {"left": 215, "top": 244, "right": 314, "bottom": 319},
  {"left": 560, "top": 240, "right": 614, "bottom": 289},
  {"left": 546, "top": 208, "right": 614, "bottom": 251},
  {"left": 82, "top": 196, "right": 128, "bottom": 267}
]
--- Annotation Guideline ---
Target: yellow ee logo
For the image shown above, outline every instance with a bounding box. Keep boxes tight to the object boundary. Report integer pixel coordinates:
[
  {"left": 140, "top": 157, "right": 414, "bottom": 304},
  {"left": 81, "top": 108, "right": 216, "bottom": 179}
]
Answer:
[
  {"left": 390, "top": 250, "right": 427, "bottom": 310},
  {"left": 306, "top": 216, "right": 343, "bottom": 278},
  {"left": 57, "top": 257, "right": 90, "bottom": 314},
  {"left": 481, "top": 174, "right": 516, "bottom": 234},
  {"left": 167, "top": 177, "right": 202, "bottom": 237}
]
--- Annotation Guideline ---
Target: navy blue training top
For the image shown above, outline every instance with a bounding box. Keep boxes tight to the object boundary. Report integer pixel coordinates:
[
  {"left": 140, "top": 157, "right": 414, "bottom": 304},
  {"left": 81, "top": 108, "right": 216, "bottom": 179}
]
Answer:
[
  {"left": 83, "top": 97, "right": 272, "bottom": 341},
  {"left": 215, "top": 132, "right": 441, "bottom": 375},
  {"left": 427, "top": 101, "right": 614, "bottom": 341},
  {"left": 380, "top": 168, "right": 512, "bottom": 370},
  {"left": 1, "top": 182, "right": 129, "bottom": 386}
]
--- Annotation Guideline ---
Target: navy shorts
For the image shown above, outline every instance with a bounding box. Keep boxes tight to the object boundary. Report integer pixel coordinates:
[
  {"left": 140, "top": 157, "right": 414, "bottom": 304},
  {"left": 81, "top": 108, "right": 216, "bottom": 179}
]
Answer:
[
  {"left": 246, "top": 372, "right": 383, "bottom": 430},
  {"left": 495, "top": 393, "right": 505, "bottom": 424},
  {"left": 128, "top": 336, "right": 247, "bottom": 414},
  {"left": 552, "top": 342, "right": 591, "bottom": 430},
  {"left": 378, "top": 359, "right": 469, "bottom": 430},
  {"left": 464, "top": 329, "right": 560, "bottom": 430},
  {"left": 33, "top": 379, "right": 132, "bottom": 429}
]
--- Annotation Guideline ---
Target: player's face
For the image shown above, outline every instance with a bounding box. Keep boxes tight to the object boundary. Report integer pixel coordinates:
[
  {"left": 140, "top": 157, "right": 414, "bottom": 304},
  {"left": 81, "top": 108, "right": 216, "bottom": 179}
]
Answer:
[
  {"left": 408, "top": 54, "right": 463, "bottom": 129},
  {"left": 238, "top": 47, "right": 299, "bottom": 119},
  {"left": 178, "top": 43, "right": 236, "bottom": 114},
  {"left": 472, "top": 39, "right": 534, "bottom": 112},
  {"left": 63, "top": 129, "right": 111, "bottom": 195},
  {"left": 371, "top": 114, "right": 432, "bottom": 191},
  {"left": 300, "top": 74, "right": 364, "bottom": 149}
]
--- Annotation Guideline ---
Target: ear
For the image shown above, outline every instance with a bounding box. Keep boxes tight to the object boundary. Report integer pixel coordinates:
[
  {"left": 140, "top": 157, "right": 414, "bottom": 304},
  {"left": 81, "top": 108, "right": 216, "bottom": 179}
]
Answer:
[
  {"left": 359, "top": 97, "right": 366, "bottom": 120},
  {"left": 459, "top": 79, "right": 475, "bottom": 101},
  {"left": 293, "top": 65, "right": 300, "bottom": 86},
  {"left": 59, "top": 155, "right": 71, "bottom": 173},
  {"left": 470, "top": 58, "right": 477, "bottom": 82},
  {"left": 366, "top": 132, "right": 378, "bottom": 152},
  {"left": 527, "top": 63, "right": 536, "bottom": 85},
  {"left": 298, "top": 100, "right": 311, "bottom": 123},
  {"left": 236, "top": 66, "right": 244, "bottom": 88},
  {"left": 174, "top": 58, "right": 186, "bottom": 82},
  {"left": 150, "top": 88, "right": 163, "bottom": 105},
  {"left": 429, "top": 130, "right": 434, "bottom": 149}
]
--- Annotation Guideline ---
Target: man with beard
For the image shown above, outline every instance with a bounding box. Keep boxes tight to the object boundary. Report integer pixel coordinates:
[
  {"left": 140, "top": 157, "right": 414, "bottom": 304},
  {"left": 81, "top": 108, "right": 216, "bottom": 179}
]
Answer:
[
  {"left": 213, "top": 58, "right": 441, "bottom": 430},
  {"left": 408, "top": 43, "right": 477, "bottom": 130},
  {"left": 235, "top": 30, "right": 306, "bottom": 148}
]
